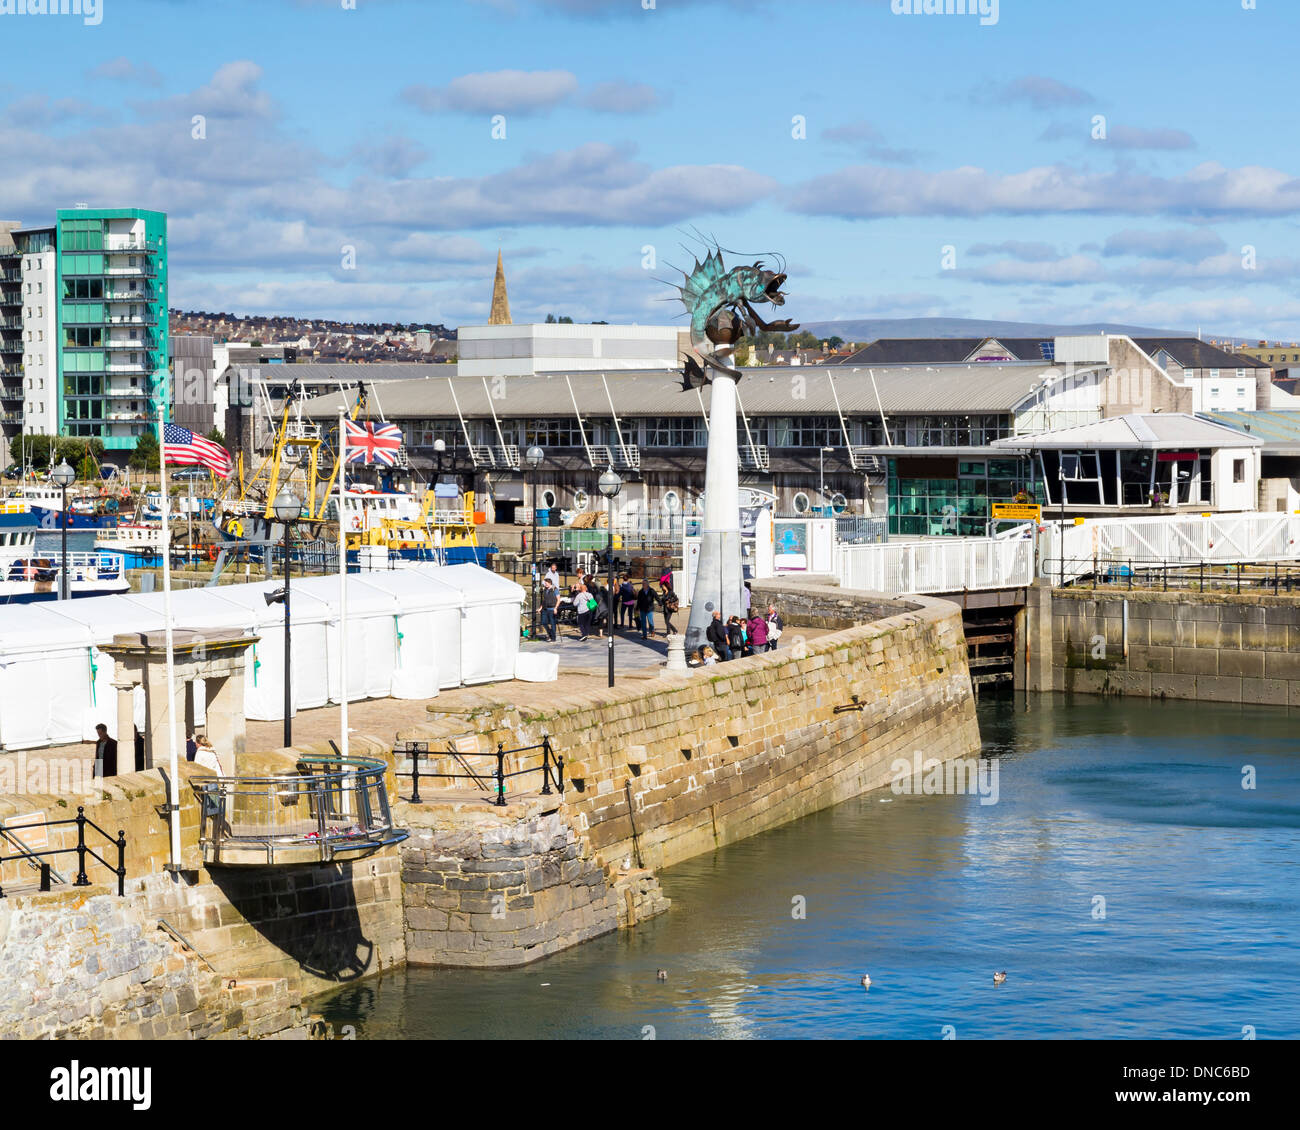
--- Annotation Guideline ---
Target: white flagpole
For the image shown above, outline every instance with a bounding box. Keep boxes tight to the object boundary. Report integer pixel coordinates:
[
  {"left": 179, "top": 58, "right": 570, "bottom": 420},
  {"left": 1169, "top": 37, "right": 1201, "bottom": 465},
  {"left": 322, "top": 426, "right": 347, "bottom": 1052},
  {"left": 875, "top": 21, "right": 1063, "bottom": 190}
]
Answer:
[
  {"left": 157, "top": 406, "right": 181, "bottom": 868},
  {"left": 338, "top": 409, "right": 349, "bottom": 762}
]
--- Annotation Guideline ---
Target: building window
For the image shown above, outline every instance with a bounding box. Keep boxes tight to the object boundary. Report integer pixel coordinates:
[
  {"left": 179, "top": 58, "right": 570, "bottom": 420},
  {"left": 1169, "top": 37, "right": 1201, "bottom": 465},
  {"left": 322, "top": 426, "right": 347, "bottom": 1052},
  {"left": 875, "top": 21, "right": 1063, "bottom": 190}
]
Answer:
[
  {"left": 1233, "top": 459, "right": 1245, "bottom": 483},
  {"left": 1237, "top": 387, "right": 1247, "bottom": 397},
  {"left": 1237, "top": 369, "right": 1247, "bottom": 378},
  {"left": 1209, "top": 387, "right": 1219, "bottom": 396}
]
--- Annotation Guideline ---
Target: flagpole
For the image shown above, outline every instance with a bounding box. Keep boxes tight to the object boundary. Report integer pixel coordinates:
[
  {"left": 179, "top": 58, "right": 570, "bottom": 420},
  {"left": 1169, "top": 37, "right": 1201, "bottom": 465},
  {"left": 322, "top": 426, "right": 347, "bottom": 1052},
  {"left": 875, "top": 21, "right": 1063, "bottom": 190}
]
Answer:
[
  {"left": 157, "top": 405, "right": 182, "bottom": 870},
  {"left": 338, "top": 409, "right": 349, "bottom": 763}
]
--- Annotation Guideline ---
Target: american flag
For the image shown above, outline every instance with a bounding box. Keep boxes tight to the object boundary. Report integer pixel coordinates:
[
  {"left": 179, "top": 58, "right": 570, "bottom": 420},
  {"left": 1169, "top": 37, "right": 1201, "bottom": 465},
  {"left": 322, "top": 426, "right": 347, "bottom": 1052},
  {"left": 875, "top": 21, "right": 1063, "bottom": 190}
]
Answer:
[
  {"left": 343, "top": 419, "right": 403, "bottom": 466},
  {"left": 163, "top": 423, "right": 233, "bottom": 478}
]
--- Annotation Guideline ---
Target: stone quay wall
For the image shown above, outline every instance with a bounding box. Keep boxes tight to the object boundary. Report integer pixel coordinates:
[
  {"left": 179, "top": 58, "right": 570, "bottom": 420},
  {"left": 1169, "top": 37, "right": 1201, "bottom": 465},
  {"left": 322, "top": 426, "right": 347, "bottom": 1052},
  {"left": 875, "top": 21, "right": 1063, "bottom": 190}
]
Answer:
[
  {"left": 0, "top": 747, "right": 407, "bottom": 1037},
  {"left": 1053, "top": 587, "right": 1300, "bottom": 704},
  {"left": 423, "top": 583, "right": 979, "bottom": 879},
  {"left": 0, "top": 877, "right": 318, "bottom": 1040},
  {"left": 400, "top": 799, "right": 667, "bottom": 968}
]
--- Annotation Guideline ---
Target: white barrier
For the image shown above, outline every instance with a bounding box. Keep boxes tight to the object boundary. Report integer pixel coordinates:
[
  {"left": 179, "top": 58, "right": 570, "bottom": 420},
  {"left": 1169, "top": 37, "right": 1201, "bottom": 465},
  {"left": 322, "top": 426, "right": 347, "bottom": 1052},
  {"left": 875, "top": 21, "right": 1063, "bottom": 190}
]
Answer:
[
  {"left": 835, "top": 536, "right": 1035, "bottom": 596},
  {"left": 1041, "top": 513, "right": 1300, "bottom": 582}
]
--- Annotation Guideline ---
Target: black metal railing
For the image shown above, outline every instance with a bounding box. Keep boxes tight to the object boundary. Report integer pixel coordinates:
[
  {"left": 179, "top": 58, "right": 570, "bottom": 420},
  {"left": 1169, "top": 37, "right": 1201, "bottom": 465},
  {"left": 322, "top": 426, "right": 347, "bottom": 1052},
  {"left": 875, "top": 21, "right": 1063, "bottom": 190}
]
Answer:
[
  {"left": 1047, "top": 556, "right": 1300, "bottom": 596},
  {"left": 396, "top": 737, "right": 564, "bottom": 805},
  {"left": 0, "top": 808, "right": 126, "bottom": 898}
]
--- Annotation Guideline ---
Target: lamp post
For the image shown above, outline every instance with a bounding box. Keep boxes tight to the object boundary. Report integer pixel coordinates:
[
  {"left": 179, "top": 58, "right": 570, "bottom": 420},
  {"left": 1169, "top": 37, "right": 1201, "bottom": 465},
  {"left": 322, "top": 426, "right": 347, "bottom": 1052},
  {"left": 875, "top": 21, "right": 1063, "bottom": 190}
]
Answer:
[
  {"left": 525, "top": 444, "right": 544, "bottom": 641},
  {"left": 270, "top": 486, "right": 300, "bottom": 747},
  {"left": 50, "top": 460, "right": 75, "bottom": 600},
  {"left": 819, "top": 446, "right": 835, "bottom": 514},
  {"left": 598, "top": 467, "right": 623, "bottom": 688},
  {"left": 1058, "top": 463, "right": 1066, "bottom": 589}
]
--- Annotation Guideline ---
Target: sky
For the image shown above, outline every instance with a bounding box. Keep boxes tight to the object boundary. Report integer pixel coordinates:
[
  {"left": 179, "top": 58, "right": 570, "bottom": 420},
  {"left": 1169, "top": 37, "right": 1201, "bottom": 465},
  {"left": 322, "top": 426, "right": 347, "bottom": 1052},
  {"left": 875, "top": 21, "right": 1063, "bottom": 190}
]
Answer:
[{"left": 3, "top": 0, "right": 1300, "bottom": 338}]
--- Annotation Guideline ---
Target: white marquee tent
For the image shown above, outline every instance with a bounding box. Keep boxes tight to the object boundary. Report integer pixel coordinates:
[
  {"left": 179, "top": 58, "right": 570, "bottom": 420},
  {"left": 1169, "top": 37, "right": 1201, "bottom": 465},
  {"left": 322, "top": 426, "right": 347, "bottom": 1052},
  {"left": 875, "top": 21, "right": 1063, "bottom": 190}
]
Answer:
[{"left": 0, "top": 564, "right": 524, "bottom": 751}]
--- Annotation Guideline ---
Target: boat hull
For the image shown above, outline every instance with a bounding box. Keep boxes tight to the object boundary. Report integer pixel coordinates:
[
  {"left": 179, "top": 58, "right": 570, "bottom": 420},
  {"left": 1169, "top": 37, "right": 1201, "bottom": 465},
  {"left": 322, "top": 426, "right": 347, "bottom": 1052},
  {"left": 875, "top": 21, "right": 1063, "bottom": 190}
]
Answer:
[{"left": 27, "top": 506, "right": 119, "bottom": 530}]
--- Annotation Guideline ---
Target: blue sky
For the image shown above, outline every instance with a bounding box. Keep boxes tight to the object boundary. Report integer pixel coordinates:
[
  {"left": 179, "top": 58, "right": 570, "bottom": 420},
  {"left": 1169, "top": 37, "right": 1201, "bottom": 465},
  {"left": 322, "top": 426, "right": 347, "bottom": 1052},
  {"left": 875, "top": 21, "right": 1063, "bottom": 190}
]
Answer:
[{"left": 4, "top": 0, "right": 1300, "bottom": 337}]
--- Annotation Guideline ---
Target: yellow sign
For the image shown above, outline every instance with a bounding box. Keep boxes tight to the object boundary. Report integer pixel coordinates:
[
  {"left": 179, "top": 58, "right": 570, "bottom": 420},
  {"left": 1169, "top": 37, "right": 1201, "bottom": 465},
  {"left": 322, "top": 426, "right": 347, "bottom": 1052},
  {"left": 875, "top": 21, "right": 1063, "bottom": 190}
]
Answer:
[
  {"left": 1074, "top": 517, "right": 1085, "bottom": 525},
  {"left": 992, "top": 503, "right": 1042, "bottom": 521}
]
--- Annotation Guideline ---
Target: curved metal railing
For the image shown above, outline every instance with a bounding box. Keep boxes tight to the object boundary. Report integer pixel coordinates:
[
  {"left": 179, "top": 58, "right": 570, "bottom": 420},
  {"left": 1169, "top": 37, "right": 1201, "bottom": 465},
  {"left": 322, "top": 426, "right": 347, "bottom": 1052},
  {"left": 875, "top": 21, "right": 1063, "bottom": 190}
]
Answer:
[{"left": 195, "top": 756, "right": 407, "bottom": 866}]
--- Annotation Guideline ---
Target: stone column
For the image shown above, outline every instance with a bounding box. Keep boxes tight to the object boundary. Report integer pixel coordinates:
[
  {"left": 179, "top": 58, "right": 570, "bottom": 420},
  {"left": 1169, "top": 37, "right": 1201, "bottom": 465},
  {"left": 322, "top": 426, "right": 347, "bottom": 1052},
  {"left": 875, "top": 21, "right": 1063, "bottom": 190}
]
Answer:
[
  {"left": 1019, "top": 580, "right": 1056, "bottom": 693},
  {"left": 685, "top": 366, "right": 743, "bottom": 652},
  {"left": 202, "top": 674, "right": 241, "bottom": 776},
  {"left": 114, "top": 684, "right": 135, "bottom": 750},
  {"left": 144, "top": 666, "right": 188, "bottom": 770}
]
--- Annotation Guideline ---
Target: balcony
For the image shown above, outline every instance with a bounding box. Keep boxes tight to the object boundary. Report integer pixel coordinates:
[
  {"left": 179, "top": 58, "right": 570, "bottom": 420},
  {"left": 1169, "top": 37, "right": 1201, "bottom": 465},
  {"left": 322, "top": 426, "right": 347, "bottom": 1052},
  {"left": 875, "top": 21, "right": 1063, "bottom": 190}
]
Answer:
[
  {"left": 739, "top": 442, "right": 770, "bottom": 471},
  {"left": 103, "top": 338, "right": 158, "bottom": 352},
  {"left": 195, "top": 756, "right": 407, "bottom": 867},
  {"left": 0, "top": 271, "right": 19, "bottom": 283},
  {"left": 103, "top": 312, "right": 157, "bottom": 326},
  {"left": 102, "top": 239, "right": 161, "bottom": 255},
  {"left": 468, "top": 444, "right": 520, "bottom": 470},
  {"left": 105, "top": 360, "right": 152, "bottom": 374},
  {"left": 0, "top": 292, "right": 19, "bottom": 306},
  {"left": 0, "top": 339, "right": 22, "bottom": 354},
  {"left": 0, "top": 246, "right": 19, "bottom": 260},
  {"left": 101, "top": 263, "right": 157, "bottom": 279},
  {"left": 105, "top": 289, "right": 155, "bottom": 303}
]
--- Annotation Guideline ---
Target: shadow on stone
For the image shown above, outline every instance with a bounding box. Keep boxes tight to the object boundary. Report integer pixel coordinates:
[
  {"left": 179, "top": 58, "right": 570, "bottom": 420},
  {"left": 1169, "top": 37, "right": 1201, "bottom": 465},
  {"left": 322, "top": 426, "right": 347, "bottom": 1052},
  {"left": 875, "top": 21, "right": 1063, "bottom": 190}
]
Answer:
[{"left": 209, "top": 862, "right": 374, "bottom": 983}]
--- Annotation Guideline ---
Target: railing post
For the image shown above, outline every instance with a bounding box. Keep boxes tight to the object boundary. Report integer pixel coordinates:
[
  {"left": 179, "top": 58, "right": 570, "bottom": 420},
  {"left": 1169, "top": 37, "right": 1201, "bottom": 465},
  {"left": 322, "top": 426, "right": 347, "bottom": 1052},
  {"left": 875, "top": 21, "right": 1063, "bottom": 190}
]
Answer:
[
  {"left": 1237, "top": 563, "right": 1242, "bottom": 594},
  {"left": 1200, "top": 561, "right": 1204, "bottom": 593},
  {"left": 116, "top": 831, "right": 126, "bottom": 896},
  {"left": 39, "top": 863, "right": 51, "bottom": 892},
  {"left": 495, "top": 743, "right": 507, "bottom": 806},
  {"left": 410, "top": 744, "right": 423, "bottom": 804},
  {"left": 1275, "top": 563, "right": 1279, "bottom": 596},
  {"left": 556, "top": 756, "right": 565, "bottom": 794},
  {"left": 540, "top": 737, "right": 553, "bottom": 795},
  {"left": 73, "top": 807, "right": 89, "bottom": 887},
  {"left": 1163, "top": 561, "right": 1168, "bottom": 592}
]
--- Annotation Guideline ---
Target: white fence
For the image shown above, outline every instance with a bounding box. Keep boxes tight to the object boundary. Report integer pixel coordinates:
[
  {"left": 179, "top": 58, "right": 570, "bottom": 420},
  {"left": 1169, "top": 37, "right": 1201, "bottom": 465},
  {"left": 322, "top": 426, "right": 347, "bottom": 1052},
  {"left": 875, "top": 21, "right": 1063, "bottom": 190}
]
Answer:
[
  {"left": 1041, "top": 512, "right": 1300, "bottom": 582},
  {"left": 835, "top": 536, "right": 1035, "bottom": 596}
]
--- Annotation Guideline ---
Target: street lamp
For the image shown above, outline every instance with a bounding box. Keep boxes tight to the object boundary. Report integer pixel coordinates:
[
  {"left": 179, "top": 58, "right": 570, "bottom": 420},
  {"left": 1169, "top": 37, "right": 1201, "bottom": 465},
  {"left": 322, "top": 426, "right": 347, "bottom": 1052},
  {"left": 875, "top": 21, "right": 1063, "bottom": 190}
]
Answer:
[
  {"left": 819, "top": 446, "right": 835, "bottom": 514},
  {"left": 268, "top": 486, "right": 301, "bottom": 746},
  {"left": 50, "top": 460, "right": 76, "bottom": 601},
  {"left": 597, "top": 467, "right": 623, "bottom": 688},
  {"left": 433, "top": 437, "right": 446, "bottom": 480},
  {"left": 525, "top": 444, "right": 544, "bottom": 641}
]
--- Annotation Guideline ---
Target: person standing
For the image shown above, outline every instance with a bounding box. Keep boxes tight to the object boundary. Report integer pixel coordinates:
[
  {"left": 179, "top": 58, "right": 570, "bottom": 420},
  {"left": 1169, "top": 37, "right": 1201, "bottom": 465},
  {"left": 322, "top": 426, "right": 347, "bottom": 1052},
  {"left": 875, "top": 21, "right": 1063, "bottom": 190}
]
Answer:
[
  {"left": 742, "top": 581, "right": 752, "bottom": 615},
  {"left": 747, "top": 610, "right": 769, "bottom": 653},
  {"left": 706, "top": 610, "right": 732, "bottom": 661},
  {"left": 765, "top": 603, "right": 784, "bottom": 651},
  {"left": 619, "top": 574, "right": 636, "bottom": 628},
  {"left": 727, "top": 615, "right": 748, "bottom": 658},
  {"left": 635, "top": 580, "right": 656, "bottom": 639},
  {"left": 658, "top": 581, "right": 679, "bottom": 636},
  {"left": 544, "top": 561, "right": 560, "bottom": 591},
  {"left": 93, "top": 723, "right": 118, "bottom": 779},
  {"left": 540, "top": 577, "right": 559, "bottom": 642},
  {"left": 575, "top": 581, "right": 594, "bottom": 641}
]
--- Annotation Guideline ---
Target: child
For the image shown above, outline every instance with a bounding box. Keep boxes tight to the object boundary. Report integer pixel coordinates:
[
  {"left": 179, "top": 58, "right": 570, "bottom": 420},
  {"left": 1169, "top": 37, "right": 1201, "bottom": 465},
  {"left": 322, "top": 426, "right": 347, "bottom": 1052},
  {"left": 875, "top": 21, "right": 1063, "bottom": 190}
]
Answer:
[{"left": 701, "top": 646, "right": 718, "bottom": 666}]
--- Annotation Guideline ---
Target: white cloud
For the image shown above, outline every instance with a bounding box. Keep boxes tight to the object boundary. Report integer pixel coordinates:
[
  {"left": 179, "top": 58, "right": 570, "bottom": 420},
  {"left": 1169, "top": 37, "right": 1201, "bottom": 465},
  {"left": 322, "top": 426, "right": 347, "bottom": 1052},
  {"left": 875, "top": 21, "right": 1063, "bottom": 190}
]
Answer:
[{"left": 401, "top": 70, "right": 579, "bottom": 115}]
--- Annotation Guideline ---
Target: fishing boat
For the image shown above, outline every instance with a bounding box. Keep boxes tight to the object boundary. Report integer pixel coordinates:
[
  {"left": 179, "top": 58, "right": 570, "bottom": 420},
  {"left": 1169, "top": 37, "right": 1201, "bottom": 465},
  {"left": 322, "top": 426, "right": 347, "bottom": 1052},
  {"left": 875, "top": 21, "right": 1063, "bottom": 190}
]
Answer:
[
  {"left": 0, "top": 497, "right": 34, "bottom": 529},
  {"left": 94, "top": 523, "right": 164, "bottom": 568},
  {"left": 0, "top": 528, "right": 129, "bottom": 603},
  {"left": 10, "top": 484, "right": 120, "bottom": 530}
]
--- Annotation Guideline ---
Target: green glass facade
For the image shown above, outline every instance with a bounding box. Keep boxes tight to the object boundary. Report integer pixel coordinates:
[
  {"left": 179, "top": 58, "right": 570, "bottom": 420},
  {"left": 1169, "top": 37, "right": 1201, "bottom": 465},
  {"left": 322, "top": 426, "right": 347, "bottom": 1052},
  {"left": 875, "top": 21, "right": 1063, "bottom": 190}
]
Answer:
[
  {"left": 55, "top": 208, "right": 168, "bottom": 450},
  {"left": 887, "top": 457, "right": 1043, "bottom": 537}
]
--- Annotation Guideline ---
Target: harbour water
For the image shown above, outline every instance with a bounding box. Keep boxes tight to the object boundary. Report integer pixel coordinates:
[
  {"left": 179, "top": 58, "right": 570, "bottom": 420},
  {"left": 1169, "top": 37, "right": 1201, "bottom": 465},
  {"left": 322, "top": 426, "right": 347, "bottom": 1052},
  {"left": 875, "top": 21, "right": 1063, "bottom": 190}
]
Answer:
[{"left": 317, "top": 694, "right": 1300, "bottom": 1039}]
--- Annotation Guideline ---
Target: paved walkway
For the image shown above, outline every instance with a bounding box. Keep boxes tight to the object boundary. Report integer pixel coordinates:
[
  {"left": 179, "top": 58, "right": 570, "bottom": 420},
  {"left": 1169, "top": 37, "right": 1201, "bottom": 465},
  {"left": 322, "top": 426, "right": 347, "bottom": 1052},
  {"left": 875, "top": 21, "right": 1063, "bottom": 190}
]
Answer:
[{"left": 18, "top": 619, "right": 833, "bottom": 768}]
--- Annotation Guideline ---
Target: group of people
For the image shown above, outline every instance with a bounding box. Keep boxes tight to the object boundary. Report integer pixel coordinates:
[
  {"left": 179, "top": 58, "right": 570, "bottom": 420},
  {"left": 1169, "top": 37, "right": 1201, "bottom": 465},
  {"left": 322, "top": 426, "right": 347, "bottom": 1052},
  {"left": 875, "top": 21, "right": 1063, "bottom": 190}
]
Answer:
[
  {"left": 90, "top": 724, "right": 220, "bottom": 777},
  {"left": 535, "top": 560, "right": 679, "bottom": 643},
  {"left": 695, "top": 603, "right": 784, "bottom": 664}
]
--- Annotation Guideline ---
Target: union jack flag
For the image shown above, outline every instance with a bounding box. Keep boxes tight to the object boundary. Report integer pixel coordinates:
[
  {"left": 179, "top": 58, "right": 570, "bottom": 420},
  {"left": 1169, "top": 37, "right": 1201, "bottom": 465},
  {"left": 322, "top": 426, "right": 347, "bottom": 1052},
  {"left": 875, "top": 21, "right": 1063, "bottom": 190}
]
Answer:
[
  {"left": 343, "top": 419, "right": 404, "bottom": 466},
  {"left": 163, "top": 423, "right": 233, "bottom": 478}
]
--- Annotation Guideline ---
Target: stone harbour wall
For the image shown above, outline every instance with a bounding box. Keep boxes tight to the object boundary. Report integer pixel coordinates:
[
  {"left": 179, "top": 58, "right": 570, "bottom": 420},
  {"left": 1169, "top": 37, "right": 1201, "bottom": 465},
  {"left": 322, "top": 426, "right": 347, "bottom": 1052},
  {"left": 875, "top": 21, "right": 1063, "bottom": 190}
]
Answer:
[
  {"left": 0, "top": 879, "right": 318, "bottom": 1040},
  {"left": 422, "top": 584, "right": 980, "bottom": 878},
  {"left": 1053, "top": 588, "right": 1300, "bottom": 704},
  {"left": 400, "top": 800, "right": 667, "bottom": 968}
]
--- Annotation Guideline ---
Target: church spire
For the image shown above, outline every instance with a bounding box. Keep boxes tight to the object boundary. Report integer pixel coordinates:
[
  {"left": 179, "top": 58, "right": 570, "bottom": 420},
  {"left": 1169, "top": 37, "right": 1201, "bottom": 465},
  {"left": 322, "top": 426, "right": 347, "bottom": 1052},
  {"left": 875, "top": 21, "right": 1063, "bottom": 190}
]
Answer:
[{"left": 488, "top": 248, "right": 512, "bottom": 325}]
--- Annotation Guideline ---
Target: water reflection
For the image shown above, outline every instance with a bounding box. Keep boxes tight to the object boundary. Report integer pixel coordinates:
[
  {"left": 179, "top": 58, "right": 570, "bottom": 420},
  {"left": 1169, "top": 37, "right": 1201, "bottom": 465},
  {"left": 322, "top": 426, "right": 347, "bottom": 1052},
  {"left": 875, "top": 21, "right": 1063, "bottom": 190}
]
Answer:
[{"left": 315, "top": 694, "right": 1300, "bottom": 1039}]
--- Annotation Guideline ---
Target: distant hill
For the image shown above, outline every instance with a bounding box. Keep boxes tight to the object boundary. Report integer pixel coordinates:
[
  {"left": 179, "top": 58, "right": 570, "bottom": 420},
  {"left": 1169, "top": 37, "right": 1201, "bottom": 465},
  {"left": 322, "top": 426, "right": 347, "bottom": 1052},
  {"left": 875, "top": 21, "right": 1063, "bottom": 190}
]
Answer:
[{"left": 798, "top": 316, "right": 1195, "bottom": 343}]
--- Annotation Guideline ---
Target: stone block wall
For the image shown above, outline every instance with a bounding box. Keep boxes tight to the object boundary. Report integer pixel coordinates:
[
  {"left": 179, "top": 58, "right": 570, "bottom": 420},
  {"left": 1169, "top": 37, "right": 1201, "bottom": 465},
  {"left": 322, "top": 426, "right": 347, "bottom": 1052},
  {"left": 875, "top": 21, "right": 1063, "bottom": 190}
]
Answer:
[
  {"left": 400, "top": 802, "right": 645, "bottom": 968},
  {"left": 0, "top": 880, "right": 317, "bottom": 1040},
  {"left": 422, "top": 585, "right": 979, "bottom": 877},
  {"left": 1053, "top": 587, "right": 1300, "bottom": 704},
  {"left": 750, "top": 579, "right": 918, "bottom": 630}
]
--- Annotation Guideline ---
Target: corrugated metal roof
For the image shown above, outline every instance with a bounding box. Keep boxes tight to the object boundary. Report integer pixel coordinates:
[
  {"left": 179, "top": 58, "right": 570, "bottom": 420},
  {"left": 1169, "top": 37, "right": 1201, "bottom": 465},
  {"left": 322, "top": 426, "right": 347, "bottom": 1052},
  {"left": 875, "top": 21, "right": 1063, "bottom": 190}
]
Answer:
[
  {"left": 299, "top": 364, "right": 1060, "bottom": 419},
  {"left": 992, "top": 413, "right": 1261, "bottom": 450}
]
